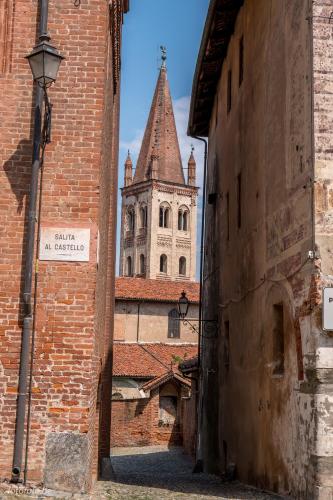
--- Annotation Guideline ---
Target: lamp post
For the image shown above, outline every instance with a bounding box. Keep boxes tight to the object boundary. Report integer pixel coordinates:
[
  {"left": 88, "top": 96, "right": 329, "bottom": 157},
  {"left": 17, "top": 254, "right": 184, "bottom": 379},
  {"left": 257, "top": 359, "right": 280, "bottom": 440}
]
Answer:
[
  {"left": 177, "top": 291, "right": 218, "bottom": 338},
  {"left": 12, "top": 0, "right": 63, "bottom": 484}
]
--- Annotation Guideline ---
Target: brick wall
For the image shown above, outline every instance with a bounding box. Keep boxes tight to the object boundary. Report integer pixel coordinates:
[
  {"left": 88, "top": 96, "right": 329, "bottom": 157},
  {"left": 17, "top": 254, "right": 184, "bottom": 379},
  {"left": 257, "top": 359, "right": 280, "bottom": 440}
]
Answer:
[
  {"left": 111, "top": 386, "right": 184, "bottom": 448},
  {"left": 0, "top": 0, "right": 126, "bottom": 492}
]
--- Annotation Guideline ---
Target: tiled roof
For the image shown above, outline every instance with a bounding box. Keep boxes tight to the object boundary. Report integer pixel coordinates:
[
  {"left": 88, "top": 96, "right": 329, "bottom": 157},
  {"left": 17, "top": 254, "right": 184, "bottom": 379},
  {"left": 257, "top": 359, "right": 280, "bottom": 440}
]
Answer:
[
  {"left": 113, "top": 343, "right": 198, "bottom": 378},
  {"left": 141, "top": 371, "right": 191, "bottom": 392},
  {"left": 115, "top": 277, "right": 200, "bottom": 303}
]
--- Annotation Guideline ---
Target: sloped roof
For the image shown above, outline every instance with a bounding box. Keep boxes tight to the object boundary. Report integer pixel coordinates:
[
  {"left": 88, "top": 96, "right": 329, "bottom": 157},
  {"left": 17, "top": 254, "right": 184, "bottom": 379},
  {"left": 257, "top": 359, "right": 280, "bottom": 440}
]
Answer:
[
  {"left": 133, "top": 66, "right": 185, "bottom": 185},
  {"left": 141, "top": 371, "right": 191, "bottom": 392},
  {"left": 113, "top": 343, "right": 198, "bottom": 378},
  {"left": 115, "top": 277, "right": 200, "bottom": 303},
  {"left": 188, "top": 0, "right": 244, "bottom": 136}
]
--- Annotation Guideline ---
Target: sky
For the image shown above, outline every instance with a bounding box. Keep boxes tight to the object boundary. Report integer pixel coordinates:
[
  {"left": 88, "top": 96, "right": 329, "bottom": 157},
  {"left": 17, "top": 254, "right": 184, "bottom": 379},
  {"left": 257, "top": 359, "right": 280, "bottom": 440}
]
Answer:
[{"left": 116, "top": 0, "right": 210, "bottom": 276}]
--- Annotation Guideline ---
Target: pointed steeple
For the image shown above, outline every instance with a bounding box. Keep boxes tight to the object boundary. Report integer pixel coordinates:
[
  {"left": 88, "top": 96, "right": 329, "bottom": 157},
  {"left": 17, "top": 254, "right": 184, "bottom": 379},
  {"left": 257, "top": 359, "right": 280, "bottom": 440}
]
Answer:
[
  {"left": 188, "top": 145, "right": 196, "bottom": 186},
  {"left": 133, "top": 49, "right": 185, "bottom": 185},
  {"left": 124, "top": 150, "right": 133, "bottom": 187}
]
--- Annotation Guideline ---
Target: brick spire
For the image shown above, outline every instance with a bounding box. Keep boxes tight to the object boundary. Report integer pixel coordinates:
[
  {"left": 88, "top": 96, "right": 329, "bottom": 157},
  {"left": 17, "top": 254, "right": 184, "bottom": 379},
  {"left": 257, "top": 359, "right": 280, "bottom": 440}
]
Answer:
[{"left": 133, "top": 59, "right": 185, "bottom": 185}]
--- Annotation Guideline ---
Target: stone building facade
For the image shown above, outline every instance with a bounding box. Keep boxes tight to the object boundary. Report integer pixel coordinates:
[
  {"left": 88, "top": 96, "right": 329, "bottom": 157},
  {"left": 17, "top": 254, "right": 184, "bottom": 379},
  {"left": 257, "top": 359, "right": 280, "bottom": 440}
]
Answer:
[
  {"left": 188, "top": 0, "right": 333, "bottom": 499},
  {"left": 119, "top": 60, "right": 198, "bottom": 281},
  {"left": 0, "top": 0, "right": 128, "bottom": 492},
  {"left": 114, "top": 277, "right": 199, "bottom": 343}
]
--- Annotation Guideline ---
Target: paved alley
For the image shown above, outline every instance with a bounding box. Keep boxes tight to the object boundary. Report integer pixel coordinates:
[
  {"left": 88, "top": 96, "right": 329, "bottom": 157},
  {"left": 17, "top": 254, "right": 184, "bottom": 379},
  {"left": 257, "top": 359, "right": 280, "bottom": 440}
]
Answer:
[
  {"left": 0, "top": 446, "right": 288, "bottom": 499},
  {"left": 96, "top": 445, "right": 287, "bottom": 500}
]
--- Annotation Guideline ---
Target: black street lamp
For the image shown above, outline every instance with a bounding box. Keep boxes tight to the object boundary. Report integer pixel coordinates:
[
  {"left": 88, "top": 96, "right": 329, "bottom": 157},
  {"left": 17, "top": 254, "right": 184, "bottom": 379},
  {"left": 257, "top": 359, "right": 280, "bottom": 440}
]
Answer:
[
  {"left": 177, "top": 291, "right": 218, "bottom": 338},
  {"left": 12, "top": 0, "right": 63, "bottom": 485},
  {"left": 26, "top": 35, "right": 64, "bottom": 88},
  {"left": 178, "top": 291, "right": 189, "bottom": 319}
]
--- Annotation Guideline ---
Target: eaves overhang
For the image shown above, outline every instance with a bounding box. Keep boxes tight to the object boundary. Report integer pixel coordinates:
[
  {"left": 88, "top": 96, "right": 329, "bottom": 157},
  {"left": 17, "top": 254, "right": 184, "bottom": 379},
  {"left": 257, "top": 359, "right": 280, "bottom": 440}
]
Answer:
[{"left": 188, "top": 0, "right": 243, "bottom": 137}]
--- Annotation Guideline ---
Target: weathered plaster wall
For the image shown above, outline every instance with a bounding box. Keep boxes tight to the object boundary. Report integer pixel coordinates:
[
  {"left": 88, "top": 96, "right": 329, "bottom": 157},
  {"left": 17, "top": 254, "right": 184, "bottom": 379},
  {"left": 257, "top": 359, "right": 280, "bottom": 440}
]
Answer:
[
  {"left": 200, "top": 0, "right": 332, "bottom": 498},
  {"left": 311, "top": 1, "right": 333, "bottom": 498},
  {"left": 114, "top": 299, "right": 198, "bottom": 344}
]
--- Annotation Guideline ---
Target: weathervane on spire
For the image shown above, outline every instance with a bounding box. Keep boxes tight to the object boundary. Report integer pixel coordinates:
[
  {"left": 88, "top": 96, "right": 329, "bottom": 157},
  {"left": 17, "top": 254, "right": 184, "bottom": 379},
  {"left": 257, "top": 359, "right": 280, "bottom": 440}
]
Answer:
[
  {"left": 191, "top": 144, "right": 195, "bottom": 153},
  {"left": 160, "top": 45, "right": 167, "bottom": 68}
]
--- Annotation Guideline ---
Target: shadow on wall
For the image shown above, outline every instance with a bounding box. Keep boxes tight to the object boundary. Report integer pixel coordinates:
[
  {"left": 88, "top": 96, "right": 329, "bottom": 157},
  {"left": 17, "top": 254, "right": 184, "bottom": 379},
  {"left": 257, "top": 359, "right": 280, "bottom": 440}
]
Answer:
[{"left": 3, "top": 139, "right": 32, "bottom": 214}]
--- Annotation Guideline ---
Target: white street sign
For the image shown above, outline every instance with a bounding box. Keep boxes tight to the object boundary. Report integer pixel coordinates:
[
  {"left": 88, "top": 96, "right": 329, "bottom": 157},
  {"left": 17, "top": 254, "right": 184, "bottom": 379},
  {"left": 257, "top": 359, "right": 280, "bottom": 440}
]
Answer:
[{"left": 39, "top": 227, "right": 90, "bottom": 262}]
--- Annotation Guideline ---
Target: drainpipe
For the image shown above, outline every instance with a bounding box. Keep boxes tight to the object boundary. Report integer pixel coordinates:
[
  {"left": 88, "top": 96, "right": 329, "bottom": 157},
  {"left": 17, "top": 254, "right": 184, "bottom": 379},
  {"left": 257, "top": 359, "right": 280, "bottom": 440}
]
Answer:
[
  {"left": 191, "top": 135, "right": 208, "bottom": 471},
  {"left": 11, "top": 0, "right": 49, "bottom": 483},
  {"left": 136, "top": 301, "right": 142, "bottom": 342}
]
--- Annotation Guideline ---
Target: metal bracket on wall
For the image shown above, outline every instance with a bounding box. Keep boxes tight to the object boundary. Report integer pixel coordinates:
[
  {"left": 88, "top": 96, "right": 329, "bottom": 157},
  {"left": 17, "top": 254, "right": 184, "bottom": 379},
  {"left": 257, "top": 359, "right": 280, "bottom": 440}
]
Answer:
[{"left": 74, "top": 0, "right": 81, "bottom": 6}]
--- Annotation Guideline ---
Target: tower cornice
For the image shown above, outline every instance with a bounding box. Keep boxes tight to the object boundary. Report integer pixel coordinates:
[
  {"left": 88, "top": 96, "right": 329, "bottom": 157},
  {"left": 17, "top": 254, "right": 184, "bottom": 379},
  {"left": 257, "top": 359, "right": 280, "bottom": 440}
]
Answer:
[{"left": 122, "top": 179, "right": 199, "bottom": 197}]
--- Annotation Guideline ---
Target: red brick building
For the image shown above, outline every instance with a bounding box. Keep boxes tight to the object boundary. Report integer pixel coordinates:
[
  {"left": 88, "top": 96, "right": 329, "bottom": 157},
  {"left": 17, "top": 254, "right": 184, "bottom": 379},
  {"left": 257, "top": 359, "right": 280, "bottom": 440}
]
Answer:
[
  {"left": 0, "top": 0, "right": 128, "bottom": 492},
  {"left": 111, "top": 343, "right": 198, "bottom": 447}
]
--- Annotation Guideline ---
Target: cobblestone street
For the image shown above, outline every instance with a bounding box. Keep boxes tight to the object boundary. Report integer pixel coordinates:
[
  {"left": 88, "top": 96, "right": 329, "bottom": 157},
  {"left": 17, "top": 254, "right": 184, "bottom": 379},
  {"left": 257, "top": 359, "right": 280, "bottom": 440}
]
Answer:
[
  {"left": 98, "top": 446, "right": 286, "bottom": 500},
  {"left": 0, "top": 446, "right": 288, "bottom": 499}
]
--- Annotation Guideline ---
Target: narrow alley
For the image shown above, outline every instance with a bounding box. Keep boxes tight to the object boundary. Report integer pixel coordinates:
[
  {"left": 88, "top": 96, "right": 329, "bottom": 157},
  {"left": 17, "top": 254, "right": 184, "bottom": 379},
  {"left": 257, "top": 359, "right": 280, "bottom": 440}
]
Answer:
[
  {"left": 95, "top": 446, "right": 284, "bottom": 500},
  {"left": 1, "top": 446, "right": 286, "bottom": 499}
]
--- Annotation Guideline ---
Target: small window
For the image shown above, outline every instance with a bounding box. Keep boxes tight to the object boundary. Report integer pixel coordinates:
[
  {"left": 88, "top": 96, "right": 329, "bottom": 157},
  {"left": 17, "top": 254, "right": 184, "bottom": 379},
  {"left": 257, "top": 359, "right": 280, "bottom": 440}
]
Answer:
[
  {"left": 168, "top": 308, "right": 180, "bottom": 338},
  {"left": 237, "top": 173, "right": 242, "bottom": 229},
  {"left": 164, "top": 208, "right": 170, "bottom": 228},
  {"left": 226, "top": 191, "right": 230, "bottom": 241},
  {"left": 178, "top": 208, "right": 189, "bottom": 231},
  {"left": 159, "top": 205, "right": 170, "bottom": 228},
  {"left": 127, "top": 208, "right": 135, "bottom": 231},
  {"left": 160, "top": 254, "right": 167, "bottom": 273},
  {"left": 183, "top": 211, "right": 188, "bottom": 231},
  {"left": 227, "top": 70, "right": 232, "bottom": 114},
  {"left": 126, "top": 256, "right": 132, "bottom": 277},
  {"left": 178, "top": 211, "right": 182, "bottom": 230},
  {"left": 140, "top": 206, "right": 147, "bottom": 228},
  {"left": 159, "top": 207, "right": 164, "bottom": 227},
  {"left": 272, "top": 303, "right": 284, "bottom": 376},
  {"left": 179, "top": 256, "right": 186, "bottom": 276},
  {"left": 139, "top": 254, "right": 145, "bottom": 275},
  {"left": 239, "top": 36, "right": 244, "bottom": 86}
]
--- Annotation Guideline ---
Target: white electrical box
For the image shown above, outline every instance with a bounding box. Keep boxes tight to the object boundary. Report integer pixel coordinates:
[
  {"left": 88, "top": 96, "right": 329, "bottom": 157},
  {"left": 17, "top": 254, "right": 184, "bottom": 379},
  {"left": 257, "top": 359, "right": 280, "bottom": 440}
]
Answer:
[{"left": 323, "top": 287, "right": 333, "bottom": 331}]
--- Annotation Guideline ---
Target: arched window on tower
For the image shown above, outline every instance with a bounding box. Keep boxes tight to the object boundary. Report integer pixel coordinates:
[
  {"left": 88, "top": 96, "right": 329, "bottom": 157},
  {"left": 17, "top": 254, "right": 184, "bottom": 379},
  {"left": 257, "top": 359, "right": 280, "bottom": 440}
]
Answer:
[
  {"left": 139, "top": 254, "right": 145, "bottom": 275},
  {"left": 127, "top": 207, "right": 135, "bottom": 232},
  {"left": 126, "top": 256, "right": 132, "bottom": 277},
  {"left": 159, "top": 203, "right": 171, "bottom": 228},
  {"left": 160, "top": 254, "right": 167, "bottom": 274},
  {"left": 178, "top": 206, "right": 189, "bottom": 231},
  {"left": 179, "top": 256, "right": 186, "bottom": 276},
  {"left": 140, "top": 205, "right": 147, "bottom": 228},
  {"left": 168, "top": 309, "right": 180, "bottom": 338}
]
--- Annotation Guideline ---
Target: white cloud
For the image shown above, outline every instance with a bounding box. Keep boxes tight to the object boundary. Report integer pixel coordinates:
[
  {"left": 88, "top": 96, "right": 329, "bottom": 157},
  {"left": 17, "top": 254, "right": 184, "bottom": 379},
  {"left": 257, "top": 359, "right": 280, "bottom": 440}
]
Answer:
[{"left": 120, "top": 129, "right": 144, "bottom": 157}]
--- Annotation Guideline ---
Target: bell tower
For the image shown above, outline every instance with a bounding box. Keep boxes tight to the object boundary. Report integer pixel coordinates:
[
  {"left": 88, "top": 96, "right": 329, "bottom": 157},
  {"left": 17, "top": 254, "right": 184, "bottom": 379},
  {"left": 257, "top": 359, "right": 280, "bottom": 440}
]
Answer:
[{"left": 119, "top": 49, "right": 198, "bottom": 281}]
